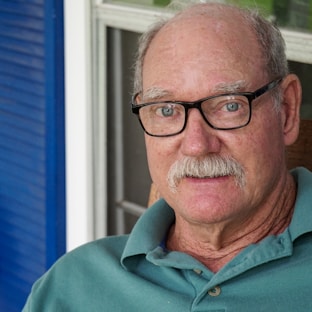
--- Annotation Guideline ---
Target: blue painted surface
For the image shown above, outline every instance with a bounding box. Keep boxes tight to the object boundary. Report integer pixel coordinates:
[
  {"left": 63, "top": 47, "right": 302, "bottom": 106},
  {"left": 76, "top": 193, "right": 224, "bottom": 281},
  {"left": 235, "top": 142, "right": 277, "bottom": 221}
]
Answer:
[{"left": 0, "top": 1, "right": 66, "bottom": 311}]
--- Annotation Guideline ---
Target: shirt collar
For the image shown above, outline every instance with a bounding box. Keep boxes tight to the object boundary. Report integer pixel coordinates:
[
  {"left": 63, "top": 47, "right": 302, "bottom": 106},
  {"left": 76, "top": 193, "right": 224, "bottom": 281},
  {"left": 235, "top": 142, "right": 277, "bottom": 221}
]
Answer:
[
  {"left": 289, "top": 167, "right": 312, "bottom": 241},
  {"left": 121, "top": 199, "right": 175, "bottom": 270}
]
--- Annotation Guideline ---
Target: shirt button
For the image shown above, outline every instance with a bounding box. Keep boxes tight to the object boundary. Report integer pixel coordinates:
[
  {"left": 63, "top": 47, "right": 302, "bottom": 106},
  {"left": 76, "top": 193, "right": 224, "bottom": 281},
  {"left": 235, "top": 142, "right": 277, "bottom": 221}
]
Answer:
[
  {"left": 193, "top": 268, "right": 202, "bottom": 275},
  {"left": 208, "top": 286, "right": 221, "bottom": 297}
]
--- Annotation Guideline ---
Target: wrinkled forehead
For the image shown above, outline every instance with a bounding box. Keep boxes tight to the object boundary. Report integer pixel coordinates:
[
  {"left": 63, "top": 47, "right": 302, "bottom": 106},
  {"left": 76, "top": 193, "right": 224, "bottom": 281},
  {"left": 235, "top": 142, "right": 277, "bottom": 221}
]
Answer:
[{"left": 142, "top": 8, "right": 265, "bottom": 95}]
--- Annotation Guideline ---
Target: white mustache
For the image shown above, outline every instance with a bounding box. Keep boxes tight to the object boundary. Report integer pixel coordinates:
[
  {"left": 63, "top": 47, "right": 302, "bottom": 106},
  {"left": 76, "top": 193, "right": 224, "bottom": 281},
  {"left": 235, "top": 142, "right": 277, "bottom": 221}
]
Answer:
[{"left": 167, "top": 155, "right": 245, "bottom": 192}]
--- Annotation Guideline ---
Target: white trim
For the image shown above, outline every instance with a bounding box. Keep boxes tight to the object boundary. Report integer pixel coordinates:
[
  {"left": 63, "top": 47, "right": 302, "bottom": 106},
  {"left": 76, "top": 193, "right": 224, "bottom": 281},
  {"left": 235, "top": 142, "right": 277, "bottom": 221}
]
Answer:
[
  {"left": 94, "top": 2, "right": 171, "bottom": 32},
  {"left": 91, "top": 18, "right": 108, "bottom": 240},
  {"left": 94, "top": 2, "right": 312, "bottom": 64},
  {"left": 64, "top": 0, "right": 94, "bottom": 251},
  {"left": 282, "top": 29, "right": 312, "bottom": 64}
]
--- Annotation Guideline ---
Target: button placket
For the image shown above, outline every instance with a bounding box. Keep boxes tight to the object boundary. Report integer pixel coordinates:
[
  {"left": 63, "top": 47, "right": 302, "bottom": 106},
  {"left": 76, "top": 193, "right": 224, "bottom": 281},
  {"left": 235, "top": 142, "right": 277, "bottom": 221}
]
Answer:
[{"left": 184, "top": 268, "right": 210, "bottom": 299}]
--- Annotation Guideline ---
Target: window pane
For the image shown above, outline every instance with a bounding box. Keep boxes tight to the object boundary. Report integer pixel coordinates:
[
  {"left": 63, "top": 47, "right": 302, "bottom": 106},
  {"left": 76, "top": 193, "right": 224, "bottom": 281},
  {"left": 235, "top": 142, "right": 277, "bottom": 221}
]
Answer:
[
  {"left": 110, "top": 0, "right": 170, "bottom": 7},
  {"left": 289, "top": 61, "right": 312, "bottom": 119},
  {"left": 107, "top": 28, "right": 151, "bottom": 235},
  {"left": 231, "top": 0, "right": 312, "bottom": 32},
  {"left": 109, "top": 0, "right": 312, "bottom": 32}
]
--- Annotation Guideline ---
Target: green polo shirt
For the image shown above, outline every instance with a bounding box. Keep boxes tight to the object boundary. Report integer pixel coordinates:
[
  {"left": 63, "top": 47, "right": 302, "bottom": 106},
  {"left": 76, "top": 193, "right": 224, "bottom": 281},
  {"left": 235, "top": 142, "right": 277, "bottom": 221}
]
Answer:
[{"left": 23, "top": 168, "right": 312, "bottom": 311}]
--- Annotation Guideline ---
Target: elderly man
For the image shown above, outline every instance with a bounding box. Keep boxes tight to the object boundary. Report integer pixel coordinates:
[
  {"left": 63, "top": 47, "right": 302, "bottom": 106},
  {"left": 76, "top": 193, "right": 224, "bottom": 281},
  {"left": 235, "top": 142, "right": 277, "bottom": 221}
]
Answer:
[{"left": 23, "top": 2, "right": 311, "bottom": 311}]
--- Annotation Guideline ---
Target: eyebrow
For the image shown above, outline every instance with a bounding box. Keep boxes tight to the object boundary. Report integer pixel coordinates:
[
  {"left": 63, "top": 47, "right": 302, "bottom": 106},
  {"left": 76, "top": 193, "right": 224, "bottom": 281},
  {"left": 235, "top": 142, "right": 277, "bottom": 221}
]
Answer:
[
  {"left": 142, "top": 87, "right": 173, "bottom": 102},
  {"left": 213, "top": 80, "right": 248, "bottom": 93},
  {"left": 142, "top": 80, "right": 248, "bottom": 102}
]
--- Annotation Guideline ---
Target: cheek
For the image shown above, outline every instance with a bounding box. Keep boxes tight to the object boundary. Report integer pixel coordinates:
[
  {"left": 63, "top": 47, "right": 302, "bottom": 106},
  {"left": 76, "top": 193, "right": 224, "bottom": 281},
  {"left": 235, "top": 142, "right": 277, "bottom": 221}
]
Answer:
[
  {"left": 145, "top": 135, "right": 164, "bottom": 182},
  {"left": 145, "top": 136, "right": 174, "bottom": 183},
  {"left": 238, "top": 116, "right": 285, "bottom": 181}
]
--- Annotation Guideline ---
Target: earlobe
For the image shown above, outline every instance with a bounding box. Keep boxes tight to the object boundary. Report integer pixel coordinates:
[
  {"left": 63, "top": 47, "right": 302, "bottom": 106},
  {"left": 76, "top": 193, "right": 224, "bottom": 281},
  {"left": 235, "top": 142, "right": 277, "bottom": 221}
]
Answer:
[{"left": 281, "top": 74, "right": 302, "bottom": 146}]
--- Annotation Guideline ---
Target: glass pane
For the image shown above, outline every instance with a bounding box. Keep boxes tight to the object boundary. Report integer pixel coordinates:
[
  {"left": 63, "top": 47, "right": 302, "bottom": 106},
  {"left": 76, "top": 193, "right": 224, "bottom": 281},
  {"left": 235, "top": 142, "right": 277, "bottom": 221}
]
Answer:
[
  {"left": 110, "top": 0, "right": 170, "bottom": 7},
  {"left": 107, "top": 28, "right": 151, "bottom": 235},
  {"left": 123, "top": 211, "right": 140, "bottom": 233},
  {"left": 231, "top": 0, "right": 312, "bottom": 32},
  {"left": 273, "top": 0, "right": 312, "bottom": 30},
  {"left": 289, "top": 61, "right": 312, "bottom": 119}
]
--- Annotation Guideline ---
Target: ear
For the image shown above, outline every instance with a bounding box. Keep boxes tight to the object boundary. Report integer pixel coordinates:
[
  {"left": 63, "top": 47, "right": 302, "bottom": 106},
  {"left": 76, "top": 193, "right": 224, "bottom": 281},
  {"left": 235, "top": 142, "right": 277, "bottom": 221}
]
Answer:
[{"left": 280, "top": 74, "right": 302, "bottom": 146}]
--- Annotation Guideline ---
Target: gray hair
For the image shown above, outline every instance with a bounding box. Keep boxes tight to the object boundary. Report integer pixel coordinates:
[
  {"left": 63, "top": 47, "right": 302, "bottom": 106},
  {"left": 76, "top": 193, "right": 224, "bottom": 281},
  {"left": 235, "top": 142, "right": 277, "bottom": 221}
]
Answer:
[
  {"left": 133, "top": 2, "right": 288, "bottom": 107},
  {"left": 167, "top": 155, "right": 245, "bottom": 193}
]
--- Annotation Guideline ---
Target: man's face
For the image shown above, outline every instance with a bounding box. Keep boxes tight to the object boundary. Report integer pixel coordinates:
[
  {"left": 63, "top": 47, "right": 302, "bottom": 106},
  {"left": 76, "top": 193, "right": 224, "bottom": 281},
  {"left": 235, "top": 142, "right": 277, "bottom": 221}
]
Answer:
[{"left": 142, "top": 13, "right": 289, "bottom": 227}]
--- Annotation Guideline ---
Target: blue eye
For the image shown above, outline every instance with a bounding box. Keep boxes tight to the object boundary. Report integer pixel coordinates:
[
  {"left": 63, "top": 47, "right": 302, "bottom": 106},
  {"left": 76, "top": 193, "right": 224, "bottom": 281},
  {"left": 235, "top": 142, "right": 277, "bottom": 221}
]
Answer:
[
  {"left": 161, "top": 106, "right": 174, "bottom": 116},
  {"left": 225, "top": 102, "right": 240, "bottom": 112},
  {"left": 154, "top": 104, "right": 179, "bottom": 117}
]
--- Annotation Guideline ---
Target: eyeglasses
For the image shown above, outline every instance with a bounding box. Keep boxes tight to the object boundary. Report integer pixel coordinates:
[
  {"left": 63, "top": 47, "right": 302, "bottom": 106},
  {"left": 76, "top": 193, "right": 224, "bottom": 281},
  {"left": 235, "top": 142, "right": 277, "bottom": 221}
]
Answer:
[{"left": 131, "top": 78, "right": 282, "bottom": 137}]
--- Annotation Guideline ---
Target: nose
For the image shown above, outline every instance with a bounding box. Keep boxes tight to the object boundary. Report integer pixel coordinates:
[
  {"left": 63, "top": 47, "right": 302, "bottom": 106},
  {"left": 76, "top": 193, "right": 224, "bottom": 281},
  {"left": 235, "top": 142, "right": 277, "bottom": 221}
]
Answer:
[{"left": 180, "top": 108, "right": 221, "bottom": 157}]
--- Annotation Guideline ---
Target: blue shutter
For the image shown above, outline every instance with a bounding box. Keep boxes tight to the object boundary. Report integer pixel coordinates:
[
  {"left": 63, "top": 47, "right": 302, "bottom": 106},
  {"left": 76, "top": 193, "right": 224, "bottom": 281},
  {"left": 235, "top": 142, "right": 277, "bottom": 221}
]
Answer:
[{"left": 0, "top": 1, "right": 66, "bottom": 311}]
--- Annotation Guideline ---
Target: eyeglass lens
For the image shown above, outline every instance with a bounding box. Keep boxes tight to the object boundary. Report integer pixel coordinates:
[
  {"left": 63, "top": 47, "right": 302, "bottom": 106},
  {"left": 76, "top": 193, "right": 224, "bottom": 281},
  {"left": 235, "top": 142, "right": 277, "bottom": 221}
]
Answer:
[{"left": 139, "top": 94, "right": 251, "bottom": 136}]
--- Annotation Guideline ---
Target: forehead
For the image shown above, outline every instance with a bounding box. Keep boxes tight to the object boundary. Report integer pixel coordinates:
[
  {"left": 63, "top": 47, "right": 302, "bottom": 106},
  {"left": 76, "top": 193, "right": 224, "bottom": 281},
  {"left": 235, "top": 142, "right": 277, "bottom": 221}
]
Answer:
[
  {"left": 154, "top": 5, "right": 259, "bottom": 50},
  {"left": 142, "top": 80, "right": 248, "bottom": 101},
  {"left": 142, "top": 8, "right": 266, "bottom": 96}
]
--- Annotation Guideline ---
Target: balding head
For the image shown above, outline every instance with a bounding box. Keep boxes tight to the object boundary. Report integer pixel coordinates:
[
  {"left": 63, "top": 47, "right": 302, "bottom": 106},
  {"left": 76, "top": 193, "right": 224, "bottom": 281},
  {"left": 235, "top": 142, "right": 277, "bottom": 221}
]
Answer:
[{"left": 133, "top": 2, "right": 288, "bottom": 95}]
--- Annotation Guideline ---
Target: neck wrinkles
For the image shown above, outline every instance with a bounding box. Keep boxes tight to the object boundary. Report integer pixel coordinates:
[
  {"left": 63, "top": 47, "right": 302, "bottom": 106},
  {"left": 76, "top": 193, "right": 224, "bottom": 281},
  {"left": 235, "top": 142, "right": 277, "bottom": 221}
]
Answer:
[{"left": 166, "top": 173, "right": 296, "bottom": 272}]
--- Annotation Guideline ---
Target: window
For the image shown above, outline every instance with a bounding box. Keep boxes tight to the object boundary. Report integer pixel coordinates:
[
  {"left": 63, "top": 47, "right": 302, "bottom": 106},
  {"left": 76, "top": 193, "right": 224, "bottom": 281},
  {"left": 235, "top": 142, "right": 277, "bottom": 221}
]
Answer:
[{"left": 91, "top": 1, "right": 312, "bottom": 236}]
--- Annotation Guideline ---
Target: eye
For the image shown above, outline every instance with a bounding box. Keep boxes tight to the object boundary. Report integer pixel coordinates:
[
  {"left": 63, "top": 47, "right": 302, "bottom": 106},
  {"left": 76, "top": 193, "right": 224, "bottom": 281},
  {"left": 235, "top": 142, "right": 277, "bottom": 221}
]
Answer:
[
  {"left": 224, "top": 102, "right": 240, "bottom": 112},
  {"left": 160, "top": 106, "right": 174, "bottom": 116},
  {"left": 155, "top": 104, "right": 178, "bottom": 117}
]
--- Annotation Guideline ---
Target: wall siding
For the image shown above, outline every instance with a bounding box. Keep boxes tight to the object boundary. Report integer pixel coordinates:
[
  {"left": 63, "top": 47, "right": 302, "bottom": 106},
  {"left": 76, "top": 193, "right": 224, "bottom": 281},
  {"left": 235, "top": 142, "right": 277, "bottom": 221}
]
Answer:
[{"left": 0, "top": 1, "right": 65, "bottom": 311}]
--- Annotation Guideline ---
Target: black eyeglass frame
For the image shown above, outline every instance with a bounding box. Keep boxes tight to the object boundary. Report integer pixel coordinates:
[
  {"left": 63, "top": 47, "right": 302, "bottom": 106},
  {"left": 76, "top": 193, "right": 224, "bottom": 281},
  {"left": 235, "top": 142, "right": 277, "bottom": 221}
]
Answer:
[{"left": 131, "top": 77, "right": 283, "bottom": 137}]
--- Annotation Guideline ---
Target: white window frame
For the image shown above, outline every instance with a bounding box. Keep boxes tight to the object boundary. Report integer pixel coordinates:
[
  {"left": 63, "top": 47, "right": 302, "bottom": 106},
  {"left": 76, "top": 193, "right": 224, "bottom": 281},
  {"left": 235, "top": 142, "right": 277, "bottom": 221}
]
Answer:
[{"left": 65, "top": 1, "right": 312, "bottom": 251}]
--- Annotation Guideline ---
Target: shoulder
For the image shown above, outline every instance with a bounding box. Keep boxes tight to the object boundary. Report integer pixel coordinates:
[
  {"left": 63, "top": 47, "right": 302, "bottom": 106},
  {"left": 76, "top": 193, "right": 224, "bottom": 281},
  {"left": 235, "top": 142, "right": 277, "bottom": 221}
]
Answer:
[
  {"left": 51, "top": 235, "right": 129, "bottom": 275},
  {"left": 68, "top": 235, "right": 129, "bottom": 261},
  {"left": 23, "top": 235, "right": 130, "bottom": 311}
]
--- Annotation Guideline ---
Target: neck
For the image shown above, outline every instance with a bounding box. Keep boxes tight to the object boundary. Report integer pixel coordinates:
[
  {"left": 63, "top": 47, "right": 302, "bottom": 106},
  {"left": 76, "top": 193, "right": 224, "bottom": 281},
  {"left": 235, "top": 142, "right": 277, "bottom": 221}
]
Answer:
[{"left": 166, "top": 173, "right": 296, "bottom": 272}]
